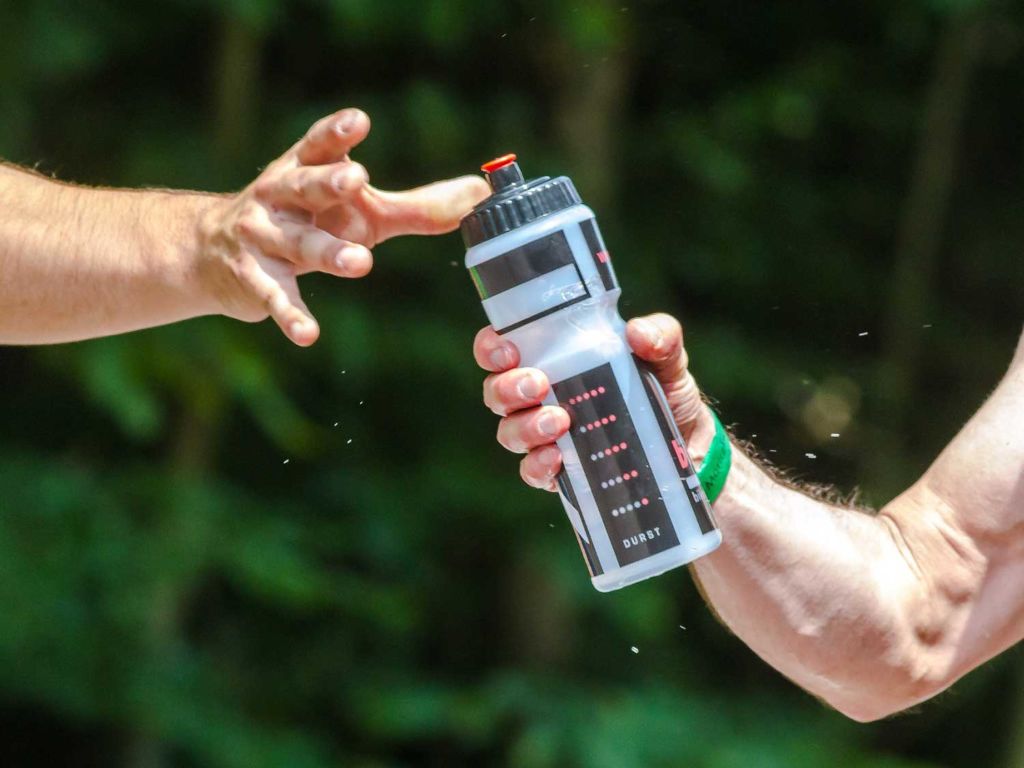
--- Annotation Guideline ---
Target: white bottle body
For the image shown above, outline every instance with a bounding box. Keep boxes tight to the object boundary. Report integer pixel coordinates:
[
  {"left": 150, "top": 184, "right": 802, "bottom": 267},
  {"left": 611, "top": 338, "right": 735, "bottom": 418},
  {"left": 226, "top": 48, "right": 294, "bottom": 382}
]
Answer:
[{"left": 466, "top": 204, "right": 721, "bottom": 591}]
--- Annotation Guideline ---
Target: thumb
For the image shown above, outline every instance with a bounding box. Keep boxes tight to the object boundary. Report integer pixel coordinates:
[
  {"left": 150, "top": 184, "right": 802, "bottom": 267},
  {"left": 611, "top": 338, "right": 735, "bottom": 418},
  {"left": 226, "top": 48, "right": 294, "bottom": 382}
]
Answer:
[
  {"left": 370, "top": 174, "right": 491, "bottom": 242},
  {"left": 626, "top": 313, "right": 705, "bottom": 436}
]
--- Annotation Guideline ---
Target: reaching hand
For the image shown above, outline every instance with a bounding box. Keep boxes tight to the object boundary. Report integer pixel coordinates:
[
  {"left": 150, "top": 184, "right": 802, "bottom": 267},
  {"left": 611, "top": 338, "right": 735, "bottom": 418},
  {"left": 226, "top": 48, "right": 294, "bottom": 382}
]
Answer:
[
  {"left": 472, "top": 312, "right": 715, "bottom": 491},
  {"left": 199, "top": 107, "right": 490, "bottom": 346}
]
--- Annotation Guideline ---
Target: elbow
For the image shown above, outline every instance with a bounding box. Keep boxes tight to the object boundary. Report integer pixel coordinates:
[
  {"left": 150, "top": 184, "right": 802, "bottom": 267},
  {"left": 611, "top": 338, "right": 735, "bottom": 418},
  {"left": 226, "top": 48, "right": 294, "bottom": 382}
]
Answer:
[
  {"left": 790, "top": 602, "right": 959, "bottom": 723},
  {"left": 813, "top": 637, "right": 956, "bottom": 723},
  {"left": 828, "top": 691, "right": 928, "bottom": 724},
  {"left": 827, "top": 681, "right": 947, "bottom": 723}
]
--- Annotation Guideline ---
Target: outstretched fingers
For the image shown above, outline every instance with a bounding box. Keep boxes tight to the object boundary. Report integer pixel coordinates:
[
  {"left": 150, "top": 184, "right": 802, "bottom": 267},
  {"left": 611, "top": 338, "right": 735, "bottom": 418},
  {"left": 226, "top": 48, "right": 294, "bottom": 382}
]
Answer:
[
  {"left": 370, "top": 175, "right": 491, "bottom": 242},
  {"left": 238, "top": 255, "right": 320, "bottom": 346},
  {"left": 235, "top": 205, "right": 373, "bottom": 279},
  {"left": 294, "top": 108, "right": 371, "bottom": 166},
  {"left": 261, "top": 161, "right": 369, "bottom": 212},
  {"left": 268, "top": 219, "right": 373, "bottom": 278}
]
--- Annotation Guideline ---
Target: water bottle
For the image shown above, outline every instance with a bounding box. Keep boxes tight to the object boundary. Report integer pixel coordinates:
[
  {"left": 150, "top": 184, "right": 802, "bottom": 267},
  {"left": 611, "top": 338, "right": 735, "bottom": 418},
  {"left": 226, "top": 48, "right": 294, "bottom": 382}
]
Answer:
[{"left": 461, "top": 154, "right": 721, "bottom": 592}]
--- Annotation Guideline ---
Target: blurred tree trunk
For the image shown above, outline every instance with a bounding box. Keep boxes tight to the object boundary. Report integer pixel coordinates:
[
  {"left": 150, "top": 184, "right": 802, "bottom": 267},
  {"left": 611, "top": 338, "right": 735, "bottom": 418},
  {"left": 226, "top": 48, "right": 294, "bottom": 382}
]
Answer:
[
  {"left": 212, "top": 12, "right": 265, "bottom": 179},
  {"left": 124, "top": 384, "right": 225, "bottom": 768},
  {"left": 124, "top": 10, "right": 260, "bottom": 763},
  {"left": 505, "top": 4, "right": 632, "bottom": 665},
  {"left": 538, "top": 9, "right": 632, "bottom": 213},
  {"left": 869, "top": 10, "right": 986, "bottom": 495}
]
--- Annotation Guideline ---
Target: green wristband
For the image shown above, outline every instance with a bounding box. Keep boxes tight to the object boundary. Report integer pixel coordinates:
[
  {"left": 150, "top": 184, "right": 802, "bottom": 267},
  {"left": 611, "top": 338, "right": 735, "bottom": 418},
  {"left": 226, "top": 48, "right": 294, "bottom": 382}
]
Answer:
[{"left": 696, "top": 410, "right": 731, "bottom": 505}]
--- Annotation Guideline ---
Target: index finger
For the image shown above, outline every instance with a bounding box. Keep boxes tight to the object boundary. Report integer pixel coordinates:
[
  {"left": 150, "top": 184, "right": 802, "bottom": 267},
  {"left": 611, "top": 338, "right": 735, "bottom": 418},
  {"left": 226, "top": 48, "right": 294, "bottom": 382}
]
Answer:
[
  {"left": 369, "top": 175, "right": 491, "bottom": 242},
  {"left": 473, "top": 326, "right": 520, "bottom": 372}
]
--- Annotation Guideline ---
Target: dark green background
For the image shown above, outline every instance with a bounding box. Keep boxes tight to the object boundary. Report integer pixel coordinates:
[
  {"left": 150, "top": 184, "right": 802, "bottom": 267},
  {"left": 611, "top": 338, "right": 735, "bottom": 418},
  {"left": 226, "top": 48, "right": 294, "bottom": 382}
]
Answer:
[{"left": 1, "top": 1, "right": 1022, "bottom": 766}]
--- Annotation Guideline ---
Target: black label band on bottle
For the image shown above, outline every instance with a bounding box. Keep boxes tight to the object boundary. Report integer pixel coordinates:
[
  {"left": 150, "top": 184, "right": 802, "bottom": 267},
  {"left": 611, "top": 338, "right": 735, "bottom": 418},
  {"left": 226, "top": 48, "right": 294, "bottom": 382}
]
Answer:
[
  {"left": 552, "top": 363, "right": 680, "bottom": 567},
  {"left": 637, "top": 362, "right": 716, "bottom": 534},
  {"left": 579, "top": 218, "right": 618, "bottom": 292},
  {"left": 470, "top": 231, "right": 574, "bottom": 298},
  {"left": 470, "top": 230, "right": 592, "bottom": 335}
]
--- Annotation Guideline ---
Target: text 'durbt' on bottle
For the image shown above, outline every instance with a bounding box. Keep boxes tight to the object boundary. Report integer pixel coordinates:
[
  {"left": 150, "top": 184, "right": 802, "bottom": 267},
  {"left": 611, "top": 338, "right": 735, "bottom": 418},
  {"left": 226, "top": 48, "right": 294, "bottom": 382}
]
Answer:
[{"left": 460, "top": 154, "right": 722, "bottom": 591}]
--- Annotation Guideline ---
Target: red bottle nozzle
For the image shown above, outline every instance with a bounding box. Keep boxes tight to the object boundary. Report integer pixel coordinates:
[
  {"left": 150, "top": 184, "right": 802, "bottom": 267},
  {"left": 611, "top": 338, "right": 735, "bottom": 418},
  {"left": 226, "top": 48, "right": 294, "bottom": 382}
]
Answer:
[
  {"left": 481, "top": 153, "right": 524, "bottom": 192},
  {"left": 481, "top": 154, "right": 517, "bottom": 174}
]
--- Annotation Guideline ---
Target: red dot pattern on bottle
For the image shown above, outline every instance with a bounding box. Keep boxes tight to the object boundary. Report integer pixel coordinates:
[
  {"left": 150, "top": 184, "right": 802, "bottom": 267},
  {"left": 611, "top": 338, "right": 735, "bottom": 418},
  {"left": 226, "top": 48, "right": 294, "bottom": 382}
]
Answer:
[
  {"left": 567, "top": 386, "right": 606, "bottom": 406},
  {"left": 600, "top": 469, "right": 641, "bottom": 490},
  {"left": 611, "top": 497, "right": 651, "bottom": 517},
  {"left": 589, "top": 442, "right": 628, "bottom": 461},
  {"left": 576, "top": 413, "right": 617, "bottom": 434}
]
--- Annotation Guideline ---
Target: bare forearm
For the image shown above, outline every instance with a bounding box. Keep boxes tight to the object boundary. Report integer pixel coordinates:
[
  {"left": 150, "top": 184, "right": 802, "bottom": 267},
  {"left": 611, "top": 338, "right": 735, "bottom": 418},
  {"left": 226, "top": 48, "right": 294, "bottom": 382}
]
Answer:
[
  {"left": 691, "top": 446, "right": 927, "bottom": 720},
  {"left": 691, "top": 343, "right": 1024, "bottom": 722},
  {"left": 0, "top": 163, "right": 220, "bottom": 344},
  {"left": 482, "top": 308, "right": 1024, "bottom": 722}
]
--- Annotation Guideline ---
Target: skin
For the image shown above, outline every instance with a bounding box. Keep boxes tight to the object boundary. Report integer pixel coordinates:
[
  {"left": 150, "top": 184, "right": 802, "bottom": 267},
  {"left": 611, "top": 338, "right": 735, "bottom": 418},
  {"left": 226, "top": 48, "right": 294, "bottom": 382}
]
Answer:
[
  {"left": 0, "top": 107, "right": 490, "bottom": 346},
  {"left": 475, "top": 314, "right": 1024, "bottom": 722}
]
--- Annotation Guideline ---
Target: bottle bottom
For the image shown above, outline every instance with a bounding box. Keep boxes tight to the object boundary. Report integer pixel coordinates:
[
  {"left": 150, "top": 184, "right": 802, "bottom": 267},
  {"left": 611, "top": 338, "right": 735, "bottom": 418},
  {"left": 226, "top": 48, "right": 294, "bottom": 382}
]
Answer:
[{"left": 590, "top": 528, "right": 723, "bottom": 592}]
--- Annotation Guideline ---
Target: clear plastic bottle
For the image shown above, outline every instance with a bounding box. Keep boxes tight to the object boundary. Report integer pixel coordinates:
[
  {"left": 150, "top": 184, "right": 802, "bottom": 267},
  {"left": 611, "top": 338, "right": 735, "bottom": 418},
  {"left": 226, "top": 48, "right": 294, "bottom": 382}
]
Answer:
[{"left": 461, "top": 155, "right": 721, "bottom": 591}]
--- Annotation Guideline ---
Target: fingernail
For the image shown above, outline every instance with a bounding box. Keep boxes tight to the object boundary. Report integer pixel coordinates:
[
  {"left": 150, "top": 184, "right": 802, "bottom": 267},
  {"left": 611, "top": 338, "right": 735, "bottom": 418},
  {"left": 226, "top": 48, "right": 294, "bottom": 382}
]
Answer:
[
  {"left": 334, "top": 251, "right": 347, "bottom": 271},
  {"left": 634, "top": 318, "right": 662, "bottom": 349},
  {"left": 517, "top": 373, "right": 543, "bottom": 400},
  {"left": 489, "top": 347, "right": 513, "bottom": 370},
  {"left": 289, "top": 321, "right": 306, "bottom": 339},
  {"left": 538, "top": 411, "right": 562, "bottom": 437},
  {"left": 339, "top": 111, "right": 356, "bottom": 133}
]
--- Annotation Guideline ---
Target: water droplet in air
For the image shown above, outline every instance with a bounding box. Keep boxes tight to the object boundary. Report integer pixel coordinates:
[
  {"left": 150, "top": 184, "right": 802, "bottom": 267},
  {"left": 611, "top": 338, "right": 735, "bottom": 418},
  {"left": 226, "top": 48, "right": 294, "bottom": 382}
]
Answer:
[
  {"left": 922, "top": 323, "right": 933, "bottom": 329},
  {"left": 830, "top": 432, "right": 840, "bottom": 438},
  {"left": 858, "top": 331, "right": 869, "bottom": 337},
  {"left": 805, "top": 452, "right": 817, "bottom": 459},
  {"left": 282, "top": 459, "right": 290, "bottom": 464},
  {"left": 359, "top": 400, "right": 365, "bottom": 405},
  {"left": 679, "top": 625, "right": 687, "bottom": 630},
  {"left": 630, "top": 646, "right": 639, "bottom": 654},
  {"left": 333, "top": 422, "right": 339, "bottom": 427},
  {"left": 346, "top": 439, "right": 353, "bottom": 445}
]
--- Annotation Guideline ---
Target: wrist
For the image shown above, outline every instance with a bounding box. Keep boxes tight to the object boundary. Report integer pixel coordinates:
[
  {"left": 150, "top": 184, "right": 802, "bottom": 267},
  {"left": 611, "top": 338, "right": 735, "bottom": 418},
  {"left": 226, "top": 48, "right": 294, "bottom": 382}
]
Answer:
[{"left": 191, "top": 193, "right": 239, "bottom": 318}]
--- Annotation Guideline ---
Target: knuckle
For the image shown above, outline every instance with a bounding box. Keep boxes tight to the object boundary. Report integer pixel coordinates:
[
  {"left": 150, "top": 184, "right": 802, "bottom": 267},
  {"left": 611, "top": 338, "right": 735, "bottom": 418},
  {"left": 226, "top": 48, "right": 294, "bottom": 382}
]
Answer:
[
  {"left": 282, "top": 223, "right": 303, "bottom": 252},
  {"left": 235, "top": 209, "right": 262, "bottom": 238},
  {"left": 252, "top": 177, "right": 277, "bottom": 200},
  {"left": 296, "top": 229, "right": 317, "bottom": 261},
  {"left": 320, "top": 171, "right": 339, "bottom": 196},
  {"left": 343, "top": 161, "right": 369, "bottom": 188},
  {"left": 287, "top": 173, "right": 305, "bottom": 200},
  {"left": 229, "top": 255, "right": 255, "bottom": 284}
]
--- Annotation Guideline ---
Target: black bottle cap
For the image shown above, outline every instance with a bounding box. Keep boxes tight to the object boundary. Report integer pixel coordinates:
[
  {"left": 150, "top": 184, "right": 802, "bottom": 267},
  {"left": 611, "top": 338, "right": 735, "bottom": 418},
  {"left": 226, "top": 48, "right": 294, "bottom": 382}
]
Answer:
[{"left": 461, "top": 154, "right": 582, "bottom": 247}]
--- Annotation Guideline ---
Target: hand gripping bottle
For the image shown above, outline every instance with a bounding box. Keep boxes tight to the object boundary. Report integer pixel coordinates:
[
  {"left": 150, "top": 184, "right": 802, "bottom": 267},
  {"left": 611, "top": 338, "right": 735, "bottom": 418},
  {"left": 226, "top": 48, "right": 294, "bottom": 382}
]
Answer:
[{"left": 461, "top": 154, "right": 722, "bottom": 591}]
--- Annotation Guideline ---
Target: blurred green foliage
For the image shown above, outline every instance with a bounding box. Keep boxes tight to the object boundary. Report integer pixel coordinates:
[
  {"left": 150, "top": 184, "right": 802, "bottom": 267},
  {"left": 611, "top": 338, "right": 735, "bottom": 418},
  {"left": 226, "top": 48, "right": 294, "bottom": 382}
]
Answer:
[{"left": 1, "top": 0, "right": 1022, "bottom": 766}]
